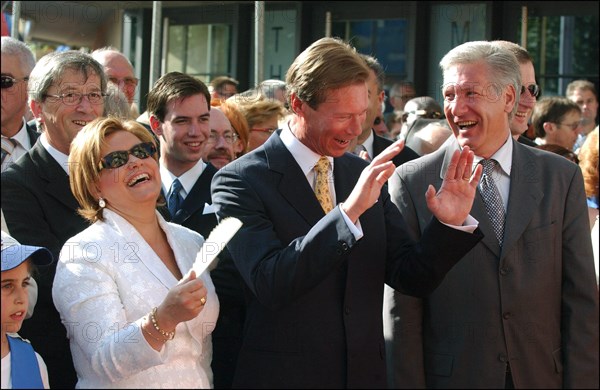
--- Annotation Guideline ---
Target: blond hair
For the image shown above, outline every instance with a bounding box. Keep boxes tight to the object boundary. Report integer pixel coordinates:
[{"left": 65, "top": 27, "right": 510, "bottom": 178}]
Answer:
[{"left": 68, "top": 117, "right": 160, "bottom": 222}]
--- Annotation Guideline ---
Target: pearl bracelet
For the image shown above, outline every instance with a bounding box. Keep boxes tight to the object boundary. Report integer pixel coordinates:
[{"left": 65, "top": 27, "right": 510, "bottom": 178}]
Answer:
[{"left": 150, "top": 307, "right": 175, "bottom": 340}]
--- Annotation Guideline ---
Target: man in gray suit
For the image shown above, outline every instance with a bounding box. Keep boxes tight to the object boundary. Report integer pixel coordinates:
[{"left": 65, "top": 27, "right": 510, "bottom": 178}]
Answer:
[{"left": 385, "top": 41, "right": 599, "bottom": 388}]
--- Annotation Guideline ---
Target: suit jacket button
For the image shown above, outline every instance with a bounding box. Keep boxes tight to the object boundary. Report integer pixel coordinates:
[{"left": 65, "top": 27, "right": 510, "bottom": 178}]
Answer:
[
  {"left": 345, "top": 306, "right": 351, "bottom": 315},
  {"left": 500, "top": 267, "right": 509, "bottom": 275},
  {"left": 503, "top": 312, "right": 511, "bottom": 320},
  {"left": 498, "top": 353, "right": 507, "bottom": 363}
]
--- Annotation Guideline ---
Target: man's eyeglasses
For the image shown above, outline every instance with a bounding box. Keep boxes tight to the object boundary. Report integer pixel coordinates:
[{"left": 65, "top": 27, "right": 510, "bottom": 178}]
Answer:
[
  {"left": 44, "top": 92, "right": 107, "bottom": 106},
  {"left": 250, "top": 127, "right": 276, "bottom": 134},
  {"left": 556, "top": 120, "right": 583, "bottom": 132},
  {"left": 1, "top": 75, "right": 29, "bottom": 89},
  {"left": 520, "top": 84, "right": 540, "bottom": 98},
  {"left": 98, "top": 142, "right": 157, "bottom": 171},
  {"left": 109, "top": 77, "right": 139, "bottom": 88},
  {"left": 207, "top": 131, "right": 239, "bottom": 145}
]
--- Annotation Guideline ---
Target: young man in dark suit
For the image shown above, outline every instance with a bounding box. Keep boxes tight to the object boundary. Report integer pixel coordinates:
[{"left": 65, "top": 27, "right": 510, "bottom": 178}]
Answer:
[
  {"left": 211, "top": 37, "right": 485, "bottom": 388},
  {"left": 148, "top": 72, "right": 245, "bottom": 388},
  {"left": 1, "top": 50, "right": 107, "bottom": 388},
  {"left": 387, "top": 41, "right": 599, "bottom": 389}
]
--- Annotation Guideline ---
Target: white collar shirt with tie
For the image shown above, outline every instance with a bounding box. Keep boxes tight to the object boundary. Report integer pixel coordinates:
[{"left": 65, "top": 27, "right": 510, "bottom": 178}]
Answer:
[
  {"left": 1, "top": 119, "right": 33, "bottom": 173},
  {"left": 473, "top": 132, "right": 513, "bottom": 212},
  {"left": 357, "top": 130, "right": 375, "bottom": 161},
  {"left": 280, "top": 124, "right": 363, "bottom": 240},
  {"left": 160, "top": 159, "right": 207, "bottom": 202}
]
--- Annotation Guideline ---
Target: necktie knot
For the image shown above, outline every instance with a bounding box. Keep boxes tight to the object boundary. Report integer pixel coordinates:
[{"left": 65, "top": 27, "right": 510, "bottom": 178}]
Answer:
[
  {"left": 480, "top": 159, "right": 498, "bottom": 177},
  {"left": 168, "top": 179, "right": 183, "bottom": 216},
  {"left": 314, "top": 156, "right": 333, "bottom": 214}
]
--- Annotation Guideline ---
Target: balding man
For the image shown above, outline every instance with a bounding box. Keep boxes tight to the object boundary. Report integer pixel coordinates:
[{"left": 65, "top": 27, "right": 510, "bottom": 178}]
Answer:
[{"left": 92, "top": 46, "right": 139, "bottom": 118}]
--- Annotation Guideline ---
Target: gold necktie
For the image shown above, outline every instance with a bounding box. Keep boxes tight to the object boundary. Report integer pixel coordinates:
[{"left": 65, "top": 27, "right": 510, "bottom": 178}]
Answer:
[{"left": 314, "top": 156, "right": 334, "bottom": 213}]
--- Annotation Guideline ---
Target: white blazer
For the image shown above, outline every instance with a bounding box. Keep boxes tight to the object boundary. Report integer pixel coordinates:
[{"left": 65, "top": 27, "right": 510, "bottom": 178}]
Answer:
[{"left": 53, "top": 209, "right": 219, "bottom": 389}]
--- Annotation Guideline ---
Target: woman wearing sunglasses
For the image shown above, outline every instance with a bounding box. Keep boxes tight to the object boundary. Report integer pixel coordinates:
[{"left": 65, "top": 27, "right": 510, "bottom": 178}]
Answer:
[{"left": 52, "top": 117, "right": 219, "bottom": 388}]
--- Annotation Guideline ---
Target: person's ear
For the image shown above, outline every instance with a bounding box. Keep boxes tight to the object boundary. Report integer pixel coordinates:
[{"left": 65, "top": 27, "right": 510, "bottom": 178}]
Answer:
[
  {"left": 149, "top": 115, "right": 162, "bottom": 136},
  {"left": 542, "top": 122, "right": 555, "bottom": 135},
  {"left": 504, "top": 84, "right": 517, "bottom": 114},
  {"left": 30, "top": 100, "right": 44, "bottom": 126}
]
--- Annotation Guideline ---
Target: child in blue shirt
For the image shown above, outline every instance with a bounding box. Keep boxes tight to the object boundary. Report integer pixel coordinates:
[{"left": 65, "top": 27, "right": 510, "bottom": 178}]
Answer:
[{"left": 1, "top": 231, "right": 53, "bottom": 389}]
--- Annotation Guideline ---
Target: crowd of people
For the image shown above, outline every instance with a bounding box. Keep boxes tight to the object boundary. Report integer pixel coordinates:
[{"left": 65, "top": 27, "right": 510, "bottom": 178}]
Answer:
[{"left": 1, "top": 33, "right": 598, "bottom": 390}]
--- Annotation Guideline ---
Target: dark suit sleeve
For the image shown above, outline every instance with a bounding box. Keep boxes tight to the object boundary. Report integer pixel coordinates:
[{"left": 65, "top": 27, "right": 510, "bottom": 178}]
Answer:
[
  {"left": 382, "top": 182, "right": 483, "bottom": 296},
  {"left": 211, "top": 164, "right": 358, "bottom": 310},
  {"left": 2, "top": 169, "right": 63, "bottom": 257}
]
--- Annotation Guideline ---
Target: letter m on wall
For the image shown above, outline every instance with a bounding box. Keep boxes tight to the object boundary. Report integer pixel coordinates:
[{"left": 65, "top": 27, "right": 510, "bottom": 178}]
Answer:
[{"left": 451, "top": 21, "right": 470, "bottom": 46}]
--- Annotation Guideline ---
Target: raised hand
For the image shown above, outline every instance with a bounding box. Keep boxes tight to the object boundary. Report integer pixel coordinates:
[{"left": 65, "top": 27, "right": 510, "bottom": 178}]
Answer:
[
  {"left": 155, "top": 270, "right": 208, "bottom": 332},
  {"left": 425, "top": 146, "right": 483, "bottom": 226},
  {"left": 342, "top": 139, "right": 404, "bottom": 223}
]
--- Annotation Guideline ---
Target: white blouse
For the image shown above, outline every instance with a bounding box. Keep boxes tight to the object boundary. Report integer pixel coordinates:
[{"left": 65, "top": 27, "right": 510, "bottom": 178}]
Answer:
[{"left": 53, "top": 209, "right": 219, "bottom": 388}]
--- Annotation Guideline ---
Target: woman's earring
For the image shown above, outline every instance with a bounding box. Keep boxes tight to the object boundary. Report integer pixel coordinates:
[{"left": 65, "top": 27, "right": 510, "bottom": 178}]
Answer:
[{"left": 99, "top": 197, "right": 106, "bottom": 208}]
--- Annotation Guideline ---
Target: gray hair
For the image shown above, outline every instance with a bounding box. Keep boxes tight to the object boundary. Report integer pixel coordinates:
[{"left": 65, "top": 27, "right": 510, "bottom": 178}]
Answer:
[
  {"left": 103, "top": 84, "right": 132, "bottom": 119},
  {"left": 440, "top": 41, "right": 521, "bottom": 119},
  {"left": 28, "top": 50, "right": 107, "bottom": 103},
  {"left": 1, "top": 36, "right": 36, "bottom": 74}
]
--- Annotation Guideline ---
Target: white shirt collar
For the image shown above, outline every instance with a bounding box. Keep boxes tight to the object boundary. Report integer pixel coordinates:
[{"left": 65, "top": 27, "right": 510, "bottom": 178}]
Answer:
[
  {"left": 361, "top": 130, "right": 375, "bottom": 159},
  {"left": 280, "top": 123, "right": 333, "bottom": 177},
  {"left": 160, "top": 159, "right": 206, "bottom": 200},
  {"left": 39, "top": 132, "right": 70, "bottom": 175},
  {"left": 473, "top": 132, "right": 513, "bottom": 176},
  {"left": 9, "top": 119, "right": 32, "bottom": 150}
]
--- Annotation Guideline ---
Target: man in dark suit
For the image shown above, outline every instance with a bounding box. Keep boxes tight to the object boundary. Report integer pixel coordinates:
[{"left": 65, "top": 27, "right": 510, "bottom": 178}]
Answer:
[
  {"left": 211, "top": 37, "right": 485, "bottom": 388},
  {"left": 147, "top": 72, "right": 245, "bottom": 389},
  {"left": 1, "top": 51, "right": 107, "bottom": 388},
  {"left": 350, "top": 54, "right": 420, "bottom": 164},
  {"left": 1, "top": 37, "right": 39, "bottom": 172},
  {"left": 386, "top": 41, "right": 599, "bottom": 388}
]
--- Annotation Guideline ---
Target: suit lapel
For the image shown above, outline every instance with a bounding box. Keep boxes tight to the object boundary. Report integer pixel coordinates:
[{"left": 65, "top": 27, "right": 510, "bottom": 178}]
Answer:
[
  {"left": 25, "top": 122, "right": 40, "bottom": 145},
  {"left": 30, "top": 142, "right": 80, "bottom": 211},
  {"left": 501, "top": 141, "right": 543, "bottom": 258},
  {"left": 173, "top": 163, "right": 217, "bottom": 223},
  {"left": 265, "top": 133, "right": 326, "bottom": 226}
]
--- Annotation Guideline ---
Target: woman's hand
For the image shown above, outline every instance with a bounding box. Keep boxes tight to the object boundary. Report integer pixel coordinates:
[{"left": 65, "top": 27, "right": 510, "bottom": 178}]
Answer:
[{"left": 156, "top": 270, "right": 207, "bottom": 332}]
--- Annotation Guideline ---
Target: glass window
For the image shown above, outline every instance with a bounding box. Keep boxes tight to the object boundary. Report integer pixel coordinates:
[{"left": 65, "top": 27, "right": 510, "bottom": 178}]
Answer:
[
  {"left": 166, "top": 23, "right": 232, "bottom": 83},
  {"left": 332, "top": 19, "right": 409, "bottom": 82},
  {"left": 521, "top": 15, "right": 599, "bottom": 96}
]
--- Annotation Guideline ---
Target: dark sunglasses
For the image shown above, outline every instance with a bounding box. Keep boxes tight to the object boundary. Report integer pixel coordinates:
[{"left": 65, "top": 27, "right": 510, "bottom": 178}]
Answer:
[
  {"left": 520, "top": 84, "right": 540, "bottom": 98},
  {"left": 98, "top": 142, "right": 157, "bottom": 171},
  {"left": 1, "top": 75, "right": 29, "bottom": 89}
]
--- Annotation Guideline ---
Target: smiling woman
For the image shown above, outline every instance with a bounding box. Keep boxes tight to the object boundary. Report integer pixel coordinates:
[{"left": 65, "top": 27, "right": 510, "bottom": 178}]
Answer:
[{"left": 53, "top": 115, "right": 220, "bottom": 388}]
